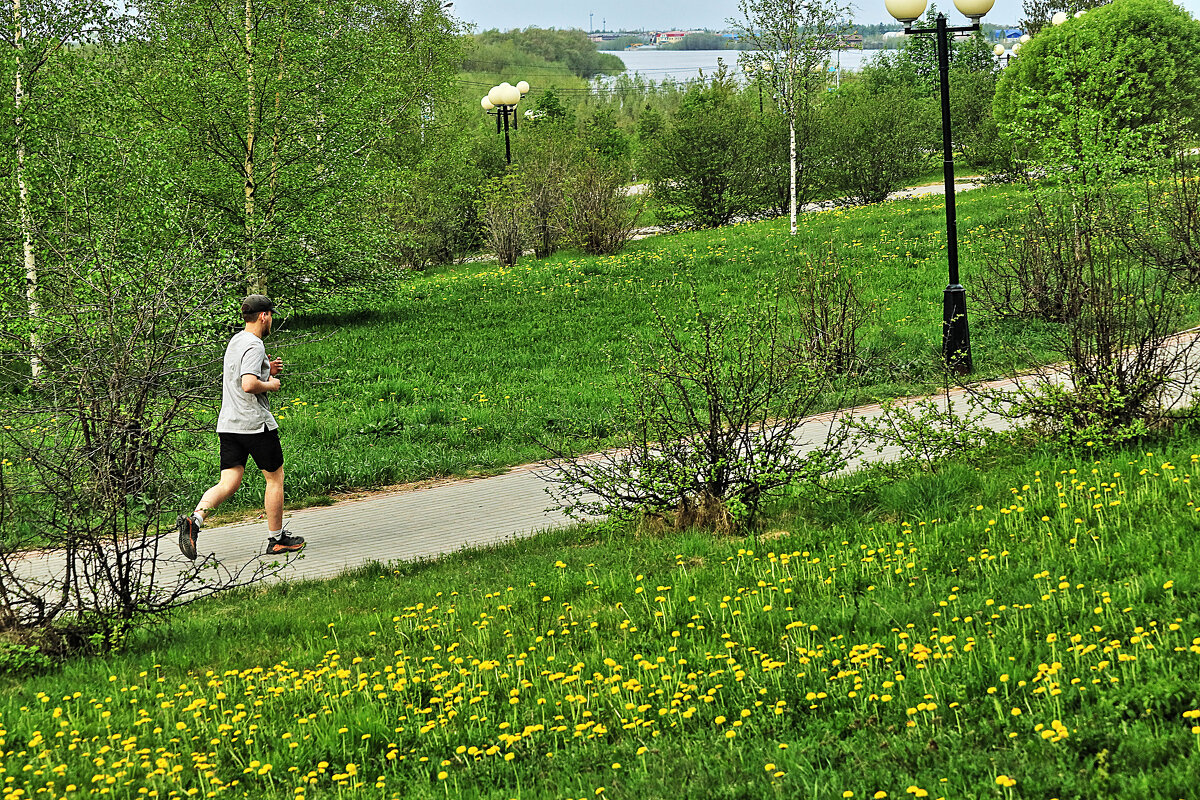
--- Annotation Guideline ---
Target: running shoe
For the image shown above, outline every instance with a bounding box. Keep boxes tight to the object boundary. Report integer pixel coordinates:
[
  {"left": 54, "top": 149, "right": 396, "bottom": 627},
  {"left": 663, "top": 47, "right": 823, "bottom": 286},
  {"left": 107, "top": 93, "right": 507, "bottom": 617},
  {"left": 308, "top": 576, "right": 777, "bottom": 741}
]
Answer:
[
  {"left": 266, "top": 529, "right": 306, "bottom": 555},
  {"left": 177, "top": 514, "right": 199, "bottom": 560}
]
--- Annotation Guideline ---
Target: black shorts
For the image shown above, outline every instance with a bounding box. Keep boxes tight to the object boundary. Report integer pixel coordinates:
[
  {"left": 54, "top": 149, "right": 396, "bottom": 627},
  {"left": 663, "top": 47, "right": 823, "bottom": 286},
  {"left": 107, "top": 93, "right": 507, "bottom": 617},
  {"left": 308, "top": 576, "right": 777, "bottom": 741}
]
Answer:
[{"left": 218, "top": 428, "right": 284, "bottom": 473}]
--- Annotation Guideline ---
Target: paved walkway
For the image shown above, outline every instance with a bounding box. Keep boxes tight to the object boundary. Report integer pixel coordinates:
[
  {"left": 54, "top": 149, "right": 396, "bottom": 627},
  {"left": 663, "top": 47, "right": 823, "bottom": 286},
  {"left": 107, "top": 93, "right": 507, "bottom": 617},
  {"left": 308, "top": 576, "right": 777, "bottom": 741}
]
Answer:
[
  {"left": 159, "top": 378, "right": 1022, "bottom": 580},
  {"left": 194, "top": 324, "right": 1200, "bottom": 583},
  {"left": 8, "top": 329, "right": 1200, "bottom": 615}
]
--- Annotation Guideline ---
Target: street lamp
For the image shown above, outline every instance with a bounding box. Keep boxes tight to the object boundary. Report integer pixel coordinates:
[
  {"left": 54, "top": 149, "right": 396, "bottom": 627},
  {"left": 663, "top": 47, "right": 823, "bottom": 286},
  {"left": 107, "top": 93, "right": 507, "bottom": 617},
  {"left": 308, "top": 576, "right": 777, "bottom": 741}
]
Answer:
[
  {"left": 992, "top": 34, "right": 1027, "bottom": 66},
  {"left": 747, "top": 59, "right": 772, "bottom": 113},
  {"left": 886, "top": 0, "right": 995, "bottom": 375},
  {"left": 480, "top": 80, "right": 529, "bottom": 165}
]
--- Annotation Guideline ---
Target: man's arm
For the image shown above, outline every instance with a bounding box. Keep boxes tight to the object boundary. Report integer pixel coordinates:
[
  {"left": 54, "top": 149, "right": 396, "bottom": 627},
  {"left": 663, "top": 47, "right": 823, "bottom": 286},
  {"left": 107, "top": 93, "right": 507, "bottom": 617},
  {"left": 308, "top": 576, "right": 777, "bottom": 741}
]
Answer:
[{"left": 242, "top": 374, "right": 281, "bottom": 394}]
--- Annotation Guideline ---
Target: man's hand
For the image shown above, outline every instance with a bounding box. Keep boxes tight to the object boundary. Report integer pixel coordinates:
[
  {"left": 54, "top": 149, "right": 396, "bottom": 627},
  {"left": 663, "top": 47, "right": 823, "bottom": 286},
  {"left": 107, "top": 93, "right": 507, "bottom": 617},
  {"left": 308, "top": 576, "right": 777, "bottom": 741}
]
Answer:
[{"left": 269, "top": 356, "right": 283, "bottom": 376}]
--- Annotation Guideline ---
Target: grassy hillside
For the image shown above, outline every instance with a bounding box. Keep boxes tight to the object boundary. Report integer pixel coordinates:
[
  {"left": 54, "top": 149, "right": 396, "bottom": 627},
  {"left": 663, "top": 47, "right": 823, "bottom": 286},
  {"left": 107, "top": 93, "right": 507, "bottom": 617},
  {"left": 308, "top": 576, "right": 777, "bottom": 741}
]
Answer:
[
  {"left": 198, "top": 185, "right": 1060, "bottom": 512},
  {"left": 2, "top": 429, "right": 1198, "bottom": 798}
]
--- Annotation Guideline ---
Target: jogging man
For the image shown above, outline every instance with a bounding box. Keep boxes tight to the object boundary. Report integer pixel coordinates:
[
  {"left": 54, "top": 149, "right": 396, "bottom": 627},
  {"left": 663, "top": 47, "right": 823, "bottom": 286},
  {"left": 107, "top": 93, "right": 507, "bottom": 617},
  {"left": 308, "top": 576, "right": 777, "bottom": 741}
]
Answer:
[{"left": 177, "top": 294, "right": 305, "bottom": 559}]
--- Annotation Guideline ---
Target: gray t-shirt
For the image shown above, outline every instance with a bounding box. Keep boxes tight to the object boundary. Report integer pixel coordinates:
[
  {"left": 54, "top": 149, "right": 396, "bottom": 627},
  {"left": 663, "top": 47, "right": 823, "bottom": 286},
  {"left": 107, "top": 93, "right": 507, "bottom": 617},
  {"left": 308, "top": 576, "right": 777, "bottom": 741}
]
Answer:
[{"left": 216, "top": 329, "right": 279, "bottom": 433}]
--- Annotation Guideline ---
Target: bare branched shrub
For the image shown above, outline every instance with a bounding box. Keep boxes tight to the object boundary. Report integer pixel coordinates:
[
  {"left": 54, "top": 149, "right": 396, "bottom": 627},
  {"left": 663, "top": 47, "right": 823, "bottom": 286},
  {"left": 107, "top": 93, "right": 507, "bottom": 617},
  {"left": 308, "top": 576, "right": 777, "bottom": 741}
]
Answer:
[
  {"left": 852, "top": 393, "right": 995, "bottom": 475},
  {"left": 791, "top": 248, "right": 872, "bottom": 375},
  {"left": 976, "top": 192, "right": 1092, "bottom": 323},
  {"left": 562, "top": 154, "right": 644, "bottom": 256},
  {"left": 978, "top": 188, "right": 1200, "bottom": 449},
  {"left": 0, "top": 227, "right": 289, "bottom": 658},
  {"left": 543, "top": 286, "right": 854, "bottom": 533},
  {"left": 479, "top": 171, "right": 527, "bottom": 267},
  {"left": 1122, "top": 154, "right": 1200, "bottom": 280}
]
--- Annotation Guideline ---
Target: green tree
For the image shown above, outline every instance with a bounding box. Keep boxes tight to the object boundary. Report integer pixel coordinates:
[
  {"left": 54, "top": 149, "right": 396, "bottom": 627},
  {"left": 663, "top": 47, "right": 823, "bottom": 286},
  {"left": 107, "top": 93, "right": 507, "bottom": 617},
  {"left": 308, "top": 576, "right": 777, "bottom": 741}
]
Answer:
[
  {"left": 643, "top": 77, "right": 769, "bottom": 229},
  {"left": 825, "top": 79, "right": 935, "bottom": 204},
  {"left": 475, "top": 28, "right": 625, "bottom": 79},
  {"left": 895, "top": 4, "right": 997, "bottom": 91},
  {"left": 0, "top": 0, "right": 110, "bottom": 377},
  {"left": 533, "top": 87, "right": 573, "bottom": 123},
  {"left": 994, "top": 0, "right": 1200, "bottom": 185},
  {"left": 123, "top": 0, "right": 463, "bottom": 300},
  {"left": 1021, "top": 0, "right": 1109, "bottom": 34},
  {"left": 579, "top": 108, "right": 632, "bottom": 176},
  {"left": 729, "top": 0, "right": 850, "bottom": 234}
]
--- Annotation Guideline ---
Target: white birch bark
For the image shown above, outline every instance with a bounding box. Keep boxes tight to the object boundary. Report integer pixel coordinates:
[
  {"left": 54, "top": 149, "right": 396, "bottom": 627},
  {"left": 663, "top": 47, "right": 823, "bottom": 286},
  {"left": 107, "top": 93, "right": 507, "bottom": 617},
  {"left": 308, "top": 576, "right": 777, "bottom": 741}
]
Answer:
[
  {"left": 13, "top": 0, "right": 39, "bottom": 377},
  {"left": 244, "top": 0, "right": 261, "bottom": 293},
  {"left": 789, "top": 117, "right": 797, "bottom": 236}
]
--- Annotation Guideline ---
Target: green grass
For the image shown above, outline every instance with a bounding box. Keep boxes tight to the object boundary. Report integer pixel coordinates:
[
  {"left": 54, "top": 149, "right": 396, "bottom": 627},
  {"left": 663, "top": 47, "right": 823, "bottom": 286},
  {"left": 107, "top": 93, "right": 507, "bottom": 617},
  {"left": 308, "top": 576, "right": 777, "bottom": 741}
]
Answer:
[
  {"left": 3, "top": 430, "right": 1200, "bottom": 798},
  {"left": 197, "top": 184, "right": 1064, "bottom": 511}
]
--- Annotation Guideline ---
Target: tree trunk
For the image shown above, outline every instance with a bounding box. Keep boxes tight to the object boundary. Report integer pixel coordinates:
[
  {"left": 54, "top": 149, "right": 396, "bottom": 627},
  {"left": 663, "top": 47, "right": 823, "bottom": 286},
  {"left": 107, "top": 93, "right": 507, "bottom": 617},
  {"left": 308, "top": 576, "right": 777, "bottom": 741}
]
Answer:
[
  {"left": 13, "top": 0, "right": 40, "bottom": 377},
  {"left": 268, "top": 16, "right": 285, "bottom": 211},
  {"left": 789, "top": 116, "right": 797, "bottom": 236},
  {"left": 244, "top": 0, "right": 262, "bottom": 294}
]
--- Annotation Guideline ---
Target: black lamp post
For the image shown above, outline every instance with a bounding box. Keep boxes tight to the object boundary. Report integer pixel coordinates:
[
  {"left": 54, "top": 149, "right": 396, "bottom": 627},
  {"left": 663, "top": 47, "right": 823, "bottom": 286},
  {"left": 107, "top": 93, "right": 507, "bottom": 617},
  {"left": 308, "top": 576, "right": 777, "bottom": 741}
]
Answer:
[
  {"left": 481, "top": 80, "right": 530, "bottom": 165},
  {"left": 747, "top": 60, "right": 771, "bottom": 114},
  {"left": 887, "top": 0, "right": 996, "bottom": 375}
]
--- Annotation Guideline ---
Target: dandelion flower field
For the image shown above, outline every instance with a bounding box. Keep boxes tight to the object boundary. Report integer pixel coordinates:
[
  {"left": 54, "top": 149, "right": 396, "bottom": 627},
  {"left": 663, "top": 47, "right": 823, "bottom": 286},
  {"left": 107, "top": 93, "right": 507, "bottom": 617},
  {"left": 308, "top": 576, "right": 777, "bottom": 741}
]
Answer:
[{"left": 4, "top": 438, "right": 1199, "bottom": 799}]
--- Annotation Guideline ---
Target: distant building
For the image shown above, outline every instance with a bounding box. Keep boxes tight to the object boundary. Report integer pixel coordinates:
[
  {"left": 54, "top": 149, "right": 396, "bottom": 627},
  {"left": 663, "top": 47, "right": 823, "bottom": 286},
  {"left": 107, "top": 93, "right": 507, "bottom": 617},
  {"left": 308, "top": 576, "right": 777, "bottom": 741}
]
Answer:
[
  {"left": 654, "top": 30, "right": 690, "bottom": 45},
  {"left": 994, "top": 28, "right": 1024, "bottom": 39}
]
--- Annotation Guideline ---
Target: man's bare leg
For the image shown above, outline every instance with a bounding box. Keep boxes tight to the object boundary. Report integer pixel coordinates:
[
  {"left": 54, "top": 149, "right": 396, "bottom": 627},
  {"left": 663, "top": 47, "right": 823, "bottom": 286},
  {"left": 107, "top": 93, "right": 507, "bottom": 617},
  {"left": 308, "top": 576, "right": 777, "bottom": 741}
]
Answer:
[
  {"left": 262, "top": 465, "right": 304, "bottom": 553},
  {"left": 178, "top": 466, "right": 245, "bottom": 559},
  {"left": 195, "top": 466, "right": 246, "bottom": 523},
  {"left": 263, "top": 465, "right": 284, "bottom": 533}
]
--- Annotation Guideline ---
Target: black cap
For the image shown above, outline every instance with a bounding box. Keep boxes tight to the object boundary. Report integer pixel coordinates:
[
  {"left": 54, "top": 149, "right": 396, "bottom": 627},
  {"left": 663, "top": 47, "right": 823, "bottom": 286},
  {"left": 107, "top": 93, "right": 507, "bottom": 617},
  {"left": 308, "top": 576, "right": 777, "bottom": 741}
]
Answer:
[{"left": 242, "top": 294, "right": 276, "bottom": 316}]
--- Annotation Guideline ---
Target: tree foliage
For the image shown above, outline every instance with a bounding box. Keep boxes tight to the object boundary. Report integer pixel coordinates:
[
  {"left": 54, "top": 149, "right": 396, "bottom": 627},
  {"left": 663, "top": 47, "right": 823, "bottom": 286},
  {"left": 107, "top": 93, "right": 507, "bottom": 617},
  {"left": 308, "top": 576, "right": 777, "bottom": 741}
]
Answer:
[
  {"left": 473, "top": 28, "right": 625, "bottom": 78},
  {"left": 893, "top": 4, "right": 997, "bottom": 91},
  {"left": 642, "top": 77, "right": 773, "bottom": 229},
  {"left": 824, "top": 79, "right": 934, "bottom": 204},
  {"left": 1021, "top": 0, "right": 1110, "bottom": 34},
  {"left": 995, "top": 0, "right": 1200, "bottom": 183},
  {"left": 729, "top": 0, "right": 850, "bottom": 233},
  {"left": 121, "top": 0, "right": 464, "bottom": 301}
]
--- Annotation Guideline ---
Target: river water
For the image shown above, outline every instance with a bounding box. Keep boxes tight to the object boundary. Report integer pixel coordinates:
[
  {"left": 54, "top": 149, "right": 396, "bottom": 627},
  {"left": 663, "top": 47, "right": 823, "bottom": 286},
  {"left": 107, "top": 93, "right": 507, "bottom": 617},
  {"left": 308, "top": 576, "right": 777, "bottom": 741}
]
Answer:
[{"left": 606, "top": 48, "right": 892, "bottom": 85}]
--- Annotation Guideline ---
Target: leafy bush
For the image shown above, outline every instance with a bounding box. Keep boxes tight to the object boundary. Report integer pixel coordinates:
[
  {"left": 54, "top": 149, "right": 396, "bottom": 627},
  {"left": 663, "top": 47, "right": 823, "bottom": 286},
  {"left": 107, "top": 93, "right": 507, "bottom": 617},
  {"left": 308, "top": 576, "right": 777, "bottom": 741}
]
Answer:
[
  {"left": 642, "top": 76, "right": 772, "bottom": 228},
  {"left": 579, "top": 109, "right": 633, "bottom": 178},
  {"left": 514, "top": 125, "right": 573, "bottom": 258},
  {"left": 384, "top": 140, "right": 486, "bottom": 269},
  {"left": 478, "top": 171, "right": 527, "bottom": 267},
  {"left": 949, "top": 68, "right": 1015, "bottom": 173},
  {"left": 562, "top": 154, "right": 644, "bottom": 256},
  {"left": 824, "top": 80, "right": 934, "bottom": 205},
  {"left": 0, "top": 640, "right": 51, "bottom": 676},
  {"left": 995, "top": 0, "right": 1200, "bottom": 183}
]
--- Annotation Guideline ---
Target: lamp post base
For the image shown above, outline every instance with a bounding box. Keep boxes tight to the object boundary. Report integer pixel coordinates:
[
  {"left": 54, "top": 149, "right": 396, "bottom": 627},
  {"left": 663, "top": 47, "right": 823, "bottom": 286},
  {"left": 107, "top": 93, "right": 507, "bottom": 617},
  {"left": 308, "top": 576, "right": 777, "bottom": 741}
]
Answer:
[{"left": 943, "top": 284, "right": 971, "bottom": 375}]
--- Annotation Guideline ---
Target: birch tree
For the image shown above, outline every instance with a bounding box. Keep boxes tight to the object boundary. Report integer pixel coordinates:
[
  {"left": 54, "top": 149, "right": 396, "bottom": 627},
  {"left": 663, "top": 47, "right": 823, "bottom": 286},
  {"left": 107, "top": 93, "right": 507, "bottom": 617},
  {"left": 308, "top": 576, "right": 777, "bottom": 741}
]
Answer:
[
  {"left": 729, "top": 0, "right": 849, "bottom": 235},
  {"left": 124, "top": 0, "right": 463, "bottom": 300},
  {"left": 0, "top": 0, "right": 109, "bottom": 377}
]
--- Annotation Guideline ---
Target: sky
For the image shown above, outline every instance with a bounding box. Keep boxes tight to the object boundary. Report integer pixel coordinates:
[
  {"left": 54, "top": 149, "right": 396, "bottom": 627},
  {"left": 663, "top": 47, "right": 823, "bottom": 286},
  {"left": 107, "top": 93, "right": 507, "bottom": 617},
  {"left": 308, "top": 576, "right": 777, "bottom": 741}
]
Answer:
[{"left": 451, "top": 0, "right": 1200, "bottom": 32}]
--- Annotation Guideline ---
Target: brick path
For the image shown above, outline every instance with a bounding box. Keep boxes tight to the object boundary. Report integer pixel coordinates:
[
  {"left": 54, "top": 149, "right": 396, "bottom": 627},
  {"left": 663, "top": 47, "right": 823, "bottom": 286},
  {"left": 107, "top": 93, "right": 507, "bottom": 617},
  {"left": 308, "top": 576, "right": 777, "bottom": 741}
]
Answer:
[
  {"left": 9, "top": 326, "right": 1200, "bottom": 611},
  {"left": 190, "top": 377, "right": 1023, "bottom": 582}
]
